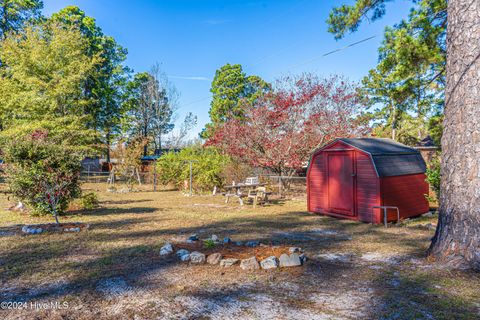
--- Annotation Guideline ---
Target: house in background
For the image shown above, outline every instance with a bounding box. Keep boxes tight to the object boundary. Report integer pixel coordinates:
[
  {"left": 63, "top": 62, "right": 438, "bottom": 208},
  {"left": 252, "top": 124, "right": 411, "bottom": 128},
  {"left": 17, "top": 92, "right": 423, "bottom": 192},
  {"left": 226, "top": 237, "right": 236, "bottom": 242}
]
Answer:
[{"left": 415, "top": 135, "right": 438, "bottom": 164}]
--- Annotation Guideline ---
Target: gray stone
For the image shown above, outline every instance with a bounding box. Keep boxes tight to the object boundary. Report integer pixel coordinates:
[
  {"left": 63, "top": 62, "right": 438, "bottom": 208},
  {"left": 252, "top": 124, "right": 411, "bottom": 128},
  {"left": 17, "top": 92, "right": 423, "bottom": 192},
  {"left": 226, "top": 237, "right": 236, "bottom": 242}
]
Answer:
[
  {"left": 176, "top": 249, "right": 190, "bottom": 258},
  {"left": 289, "top": 247, "right": 302, "bottom": 254},
  {"left": 299, "top": 253, "right": 307, "bottom": 264},
  {"left": 188, "top": 234, "right": 199, "bottom": 241},
  {"left": 206, "top": 252, "right": 222, "bottom": 265},
  {"left": 211, "top": 234, "right": 218, "bottom": 242},
  {"left": 190, "top": 251, "right": 206, "bottom": 264},
  {"left": 240, "top": 256, "right": 260, "bottom": 270},
  {"left": 179, "top": 254, "right": 190, "bottom": 262},
  {"left": 223, "top": 237, "right": 231, "bottom": 244},
  {"left": 260, "top": 256, "right": 278, "bottom": 269},
  {"left": 279, "top": 253, "right": 302, "bottom": 267},
  {"left": 160, "top": 242, "right": 174, "bottom": 255},
  {"left": 245, "top": 241, "right": 259, "bottom": 247},
  {"left": 220, "top": 258, "right": 239, "bottom": 267}
]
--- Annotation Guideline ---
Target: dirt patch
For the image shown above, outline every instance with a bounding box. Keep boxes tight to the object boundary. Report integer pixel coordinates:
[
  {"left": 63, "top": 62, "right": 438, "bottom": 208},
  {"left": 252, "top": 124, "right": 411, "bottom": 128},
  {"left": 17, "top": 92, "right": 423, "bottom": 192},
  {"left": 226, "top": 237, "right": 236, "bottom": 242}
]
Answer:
[{"left": 174, "top": 242, "right": 293, "bottom": 261}]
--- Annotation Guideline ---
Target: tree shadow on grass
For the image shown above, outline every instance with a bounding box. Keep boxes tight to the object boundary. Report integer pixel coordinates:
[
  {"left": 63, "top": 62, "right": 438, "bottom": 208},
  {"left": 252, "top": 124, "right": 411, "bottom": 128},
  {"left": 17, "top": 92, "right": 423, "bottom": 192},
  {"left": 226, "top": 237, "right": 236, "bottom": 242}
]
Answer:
[
  {"left": 372, "top": 268, "right": 480, "bottom": 319},
  {"left": 102, "top": 199, "right": 154, "bottom": 205},
  {"left": 2, "top": 209, "right": 476, "bottom": 319},
  {"left": 68, "top": 206, "right": 160, "bottom": 217}
]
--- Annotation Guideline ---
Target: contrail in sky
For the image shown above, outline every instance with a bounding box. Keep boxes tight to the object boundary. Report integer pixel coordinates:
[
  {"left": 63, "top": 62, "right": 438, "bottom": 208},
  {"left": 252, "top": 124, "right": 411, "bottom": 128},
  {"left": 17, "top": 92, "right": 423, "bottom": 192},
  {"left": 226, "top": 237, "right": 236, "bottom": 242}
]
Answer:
[{"left": 168, "top": 75, "right": 210, "bottom": 81}]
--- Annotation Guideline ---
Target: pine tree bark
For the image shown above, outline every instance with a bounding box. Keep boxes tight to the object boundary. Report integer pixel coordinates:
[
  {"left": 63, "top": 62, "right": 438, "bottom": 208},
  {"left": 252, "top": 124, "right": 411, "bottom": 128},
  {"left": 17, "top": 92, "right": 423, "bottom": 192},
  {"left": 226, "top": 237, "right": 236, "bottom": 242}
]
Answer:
[{"left": 428, "top": 0, "right": 480, "bottom": 270}]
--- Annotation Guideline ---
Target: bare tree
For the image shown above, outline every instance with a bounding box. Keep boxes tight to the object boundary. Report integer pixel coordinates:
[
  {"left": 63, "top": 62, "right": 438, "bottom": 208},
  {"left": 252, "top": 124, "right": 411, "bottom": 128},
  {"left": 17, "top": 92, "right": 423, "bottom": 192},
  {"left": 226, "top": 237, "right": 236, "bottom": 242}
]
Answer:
[
  {"left": 125, "top": 63, "right": 178, "bottom": 155},
  {"left": 165, "top": 112, "right": 197, "bottom": 148},
  {"left": 149, "top": 63, "right": 179, "bottom": 153}
]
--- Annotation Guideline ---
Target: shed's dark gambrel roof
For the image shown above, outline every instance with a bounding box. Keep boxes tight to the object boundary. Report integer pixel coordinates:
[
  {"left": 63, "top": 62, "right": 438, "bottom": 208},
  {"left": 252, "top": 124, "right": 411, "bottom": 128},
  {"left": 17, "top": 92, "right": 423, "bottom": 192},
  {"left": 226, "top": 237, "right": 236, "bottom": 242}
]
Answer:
[{"left": 338, "top": 138, "right": 427, "bottom": 177}]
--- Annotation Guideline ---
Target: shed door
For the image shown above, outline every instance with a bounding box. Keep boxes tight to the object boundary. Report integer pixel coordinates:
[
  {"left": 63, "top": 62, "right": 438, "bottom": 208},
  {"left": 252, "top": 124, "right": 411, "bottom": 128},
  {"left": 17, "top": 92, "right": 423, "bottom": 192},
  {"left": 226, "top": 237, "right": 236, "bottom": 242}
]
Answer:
[{"left": 327, "top": 152, "right": 354, "bottom": 216}]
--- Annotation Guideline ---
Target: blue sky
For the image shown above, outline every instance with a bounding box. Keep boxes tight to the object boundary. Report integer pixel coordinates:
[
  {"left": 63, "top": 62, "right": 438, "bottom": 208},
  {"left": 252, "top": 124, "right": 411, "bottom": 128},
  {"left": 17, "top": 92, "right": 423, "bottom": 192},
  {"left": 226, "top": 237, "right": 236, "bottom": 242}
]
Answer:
[{"left": 42, "top": 0, "right": 412, "bottom": 137}]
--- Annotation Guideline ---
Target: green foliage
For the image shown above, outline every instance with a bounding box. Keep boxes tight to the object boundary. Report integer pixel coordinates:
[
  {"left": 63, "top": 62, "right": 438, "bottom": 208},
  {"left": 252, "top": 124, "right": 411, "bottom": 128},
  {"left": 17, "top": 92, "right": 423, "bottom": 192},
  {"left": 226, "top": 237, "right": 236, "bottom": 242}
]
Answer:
[
  {"left": 201, "top": 63, "right": 270, "bottom": 139},
  {"left": 81, "top": 192, "right": 99, "bottom": 210},
  {"left": 156, "top": 145, "right": 230, "bottom": 192},
  {"left": 427, "top": 113, "right": 443, "bottom": 147},
  {"left": 49, "top": 6, "right": 130, "bottom": 155},
  {"left": 0, "top": 0, "right": 43, "bottom": 39},
  {"left": 426, "top": 153, "right": 441, "bottom": 201},
  {"left": 3, "top": 130, "right": 82, "bottom": 218},
  {"left": 371, "top": 113, "right": 427, "bottom": 146},
  {"left": 0, "top": 116, "right": 98, "bottom": 154},
  {"left": 203, "top": 239, "right": 216, "bottom": 249},
  {"left": 327, "top": 0, "right": 393, "bottom": 39},
  {"left": 0, "top": 21, "right": 100, "bottom": 129},
  {"left": 328, "top": 0, "right": 446, "bottom": 141}
]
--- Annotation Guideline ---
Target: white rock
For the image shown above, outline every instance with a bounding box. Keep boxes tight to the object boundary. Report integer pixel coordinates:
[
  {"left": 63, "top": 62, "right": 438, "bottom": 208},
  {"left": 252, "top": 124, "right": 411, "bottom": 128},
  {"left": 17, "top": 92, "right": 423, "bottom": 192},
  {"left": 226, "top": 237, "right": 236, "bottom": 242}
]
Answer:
[
  {"left": 279, "top": 253, "right": 302, "bottom": 267},
  {"left": 211, "top": 234, "right": 218, "bottom": 241},
  {"left": 206, "top": 252, "right": 222, "bottom": 265},
  {"left": 160, "top": 242, "right": 174, "bottom": 255},
  {"left": 220, "top": 258, "right": 239, "bottom": 267},
  {"left": 240, "top": 257, "right": 260, "bottom": 270},
  {"left": 14, "top": 202, "right": 25, "bottom": 212},
  {"left": 260, "top": 256, "right": 278, "bottom": 269},
  {"left": 189, "top": 251, "right": 206, "bottom": 264}
]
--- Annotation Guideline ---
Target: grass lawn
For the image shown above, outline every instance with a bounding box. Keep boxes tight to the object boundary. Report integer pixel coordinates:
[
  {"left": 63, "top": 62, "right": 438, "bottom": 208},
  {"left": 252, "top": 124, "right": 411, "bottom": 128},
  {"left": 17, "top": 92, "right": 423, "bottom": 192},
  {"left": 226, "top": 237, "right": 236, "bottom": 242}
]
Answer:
[{"left": 0, "top": 183, "right": 479, "bottom": 319}]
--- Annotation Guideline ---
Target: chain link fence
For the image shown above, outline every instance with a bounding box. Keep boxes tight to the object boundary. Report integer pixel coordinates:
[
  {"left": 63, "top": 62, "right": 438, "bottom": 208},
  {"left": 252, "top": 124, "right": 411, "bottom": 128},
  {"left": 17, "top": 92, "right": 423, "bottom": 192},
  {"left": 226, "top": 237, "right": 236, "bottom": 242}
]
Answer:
[{"left": 79, "top": 171, "right": 307, "bottom": 195}]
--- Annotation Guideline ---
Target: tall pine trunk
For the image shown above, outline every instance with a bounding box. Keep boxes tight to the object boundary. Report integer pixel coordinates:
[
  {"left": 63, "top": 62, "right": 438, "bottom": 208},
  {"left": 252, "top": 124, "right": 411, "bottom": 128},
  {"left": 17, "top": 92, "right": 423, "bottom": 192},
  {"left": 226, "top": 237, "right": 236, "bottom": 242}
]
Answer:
[{"left": 428, "top": 0, "right": 480, "bottom": 270}]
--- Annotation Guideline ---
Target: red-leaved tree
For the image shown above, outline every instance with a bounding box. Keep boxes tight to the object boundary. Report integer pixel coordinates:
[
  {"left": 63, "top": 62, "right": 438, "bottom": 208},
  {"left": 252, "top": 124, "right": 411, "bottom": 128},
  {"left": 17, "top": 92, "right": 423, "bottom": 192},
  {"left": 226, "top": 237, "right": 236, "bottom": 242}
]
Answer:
[{"left": 206, "top": 74, "right": 369, "bottom": 188}]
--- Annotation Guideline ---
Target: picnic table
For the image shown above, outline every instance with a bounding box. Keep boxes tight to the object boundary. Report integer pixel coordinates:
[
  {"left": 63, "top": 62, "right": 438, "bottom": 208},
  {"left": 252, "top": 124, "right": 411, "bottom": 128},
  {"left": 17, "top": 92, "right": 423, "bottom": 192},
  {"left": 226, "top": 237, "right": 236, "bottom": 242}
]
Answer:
[{"left": 223, "top": 183, "right": 267, "bottom": 206}]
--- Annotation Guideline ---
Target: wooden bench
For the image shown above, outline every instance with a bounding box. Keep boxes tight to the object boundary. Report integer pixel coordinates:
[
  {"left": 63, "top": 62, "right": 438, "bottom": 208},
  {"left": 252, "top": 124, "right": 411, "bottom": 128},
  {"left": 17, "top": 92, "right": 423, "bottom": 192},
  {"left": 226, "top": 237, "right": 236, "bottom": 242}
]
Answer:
[{"left": 246, "top": 187, "right": 272, "bottom": 208}]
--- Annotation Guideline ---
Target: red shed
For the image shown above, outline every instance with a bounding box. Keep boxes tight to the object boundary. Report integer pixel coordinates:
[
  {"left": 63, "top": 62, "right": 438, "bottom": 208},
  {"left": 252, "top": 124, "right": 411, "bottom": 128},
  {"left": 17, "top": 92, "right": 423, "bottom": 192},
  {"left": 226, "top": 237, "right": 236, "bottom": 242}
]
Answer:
[{"left": 307, "top": 138, "right": 429, "bottom": 224}]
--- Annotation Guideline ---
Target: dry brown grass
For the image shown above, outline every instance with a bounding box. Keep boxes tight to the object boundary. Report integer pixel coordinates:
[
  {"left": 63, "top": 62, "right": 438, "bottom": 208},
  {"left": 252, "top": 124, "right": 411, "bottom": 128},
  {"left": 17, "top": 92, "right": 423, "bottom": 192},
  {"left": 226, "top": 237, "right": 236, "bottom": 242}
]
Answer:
[{"left": 0, "top": 183, "right": 479, "bottom": 319}]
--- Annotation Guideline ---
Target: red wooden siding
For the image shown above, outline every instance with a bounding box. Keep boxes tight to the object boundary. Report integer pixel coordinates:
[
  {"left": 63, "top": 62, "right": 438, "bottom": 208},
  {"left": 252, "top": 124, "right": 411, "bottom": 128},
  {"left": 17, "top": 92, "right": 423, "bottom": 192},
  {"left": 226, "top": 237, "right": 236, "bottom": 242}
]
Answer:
[
  {"left": 308, "top": 138, "right": 429, "bottom": 224},
  {"left": 380, "top": 174, "right": 429, "bottom": 221},
  {"left": 355, "top": 152, "right": 381, "bottom": 223},
  {"left": 307, "top": 152, "right": 327, "bottom": 212}
]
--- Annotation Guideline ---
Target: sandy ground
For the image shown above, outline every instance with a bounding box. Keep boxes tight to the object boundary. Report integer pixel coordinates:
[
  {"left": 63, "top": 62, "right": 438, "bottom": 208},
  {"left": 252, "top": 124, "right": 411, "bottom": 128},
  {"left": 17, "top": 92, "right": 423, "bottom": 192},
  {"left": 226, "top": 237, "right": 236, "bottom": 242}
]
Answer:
[{"left": 0, "top": 186, "right": 479, "bottom": 319}]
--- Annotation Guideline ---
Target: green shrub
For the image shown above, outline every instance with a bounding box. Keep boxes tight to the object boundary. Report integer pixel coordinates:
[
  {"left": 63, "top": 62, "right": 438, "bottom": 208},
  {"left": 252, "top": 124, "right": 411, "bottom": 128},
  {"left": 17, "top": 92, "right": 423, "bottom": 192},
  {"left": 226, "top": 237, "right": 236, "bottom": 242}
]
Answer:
[
  {"left": 156, "top": 145, "right": 230, "bottom": 192},
  {"left": 426, "top": 153, "right": 441, "bottom": 202},
  {"left": 204, "top": 239, "right": 216, "bottom": 249},
  {"left": 81, "top": 192, "right": 99, "bottom": 210},
  {"left": 3, "top": 129, "right": 82, "bottom": 222}
]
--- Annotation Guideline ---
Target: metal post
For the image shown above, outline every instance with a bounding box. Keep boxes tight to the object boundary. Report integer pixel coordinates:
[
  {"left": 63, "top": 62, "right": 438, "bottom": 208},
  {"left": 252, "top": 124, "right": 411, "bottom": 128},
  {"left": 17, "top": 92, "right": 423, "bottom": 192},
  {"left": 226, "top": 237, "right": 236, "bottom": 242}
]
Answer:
[
  {"left": 384, "top": 207, "right": 388, "bottom": 228},
  {"left": 373, "top": 206, "right": 400, "bottom": 228}
]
